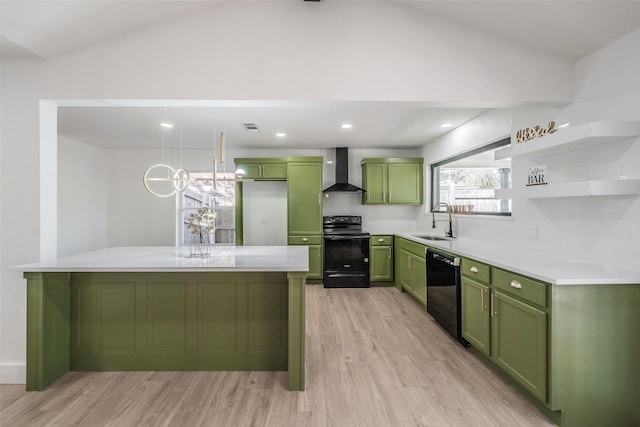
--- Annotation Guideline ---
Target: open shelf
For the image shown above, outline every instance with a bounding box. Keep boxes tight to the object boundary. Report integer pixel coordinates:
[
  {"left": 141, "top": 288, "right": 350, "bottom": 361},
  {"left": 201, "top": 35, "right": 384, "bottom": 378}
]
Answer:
[
  {"left": 495, "top": 121, "right": 640, "bottom": 160},
  {"left": 523, "top": 179, "right": 640, "bottom": 199}
]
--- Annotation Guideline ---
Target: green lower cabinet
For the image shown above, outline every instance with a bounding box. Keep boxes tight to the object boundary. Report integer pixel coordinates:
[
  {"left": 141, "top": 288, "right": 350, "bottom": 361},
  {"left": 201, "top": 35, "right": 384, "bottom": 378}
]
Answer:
[
  {"left": 307, "top": 244, "right": 323, "bottom": 280},
  {"left": 461, "top": 277, "right": 490, "bottom": 356},
  {"left": 398, "top": 248, "right": 426, "bottom": 305},
  {"left": 491, "top": 290, "right": 547, "bottom": 402},
  {"left": 370, "top": 235, "right": 393, "bottom": 282}
]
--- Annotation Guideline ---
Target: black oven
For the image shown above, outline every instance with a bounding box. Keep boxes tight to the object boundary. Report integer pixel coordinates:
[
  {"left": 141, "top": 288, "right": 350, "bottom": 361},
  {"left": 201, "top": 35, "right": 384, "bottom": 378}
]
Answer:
[{"left": 323, "top": 216, "right": 370, "bottom": 288}]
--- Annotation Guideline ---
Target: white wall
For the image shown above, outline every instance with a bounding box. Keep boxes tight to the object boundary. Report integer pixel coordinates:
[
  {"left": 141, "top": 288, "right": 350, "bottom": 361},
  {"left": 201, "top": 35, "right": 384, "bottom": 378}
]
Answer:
[
  {"left": 417, "top": 28, "right": 640, "bottom": 271},
  {"left": 57, "top": 137, "right": 108, "bottom": 256}
]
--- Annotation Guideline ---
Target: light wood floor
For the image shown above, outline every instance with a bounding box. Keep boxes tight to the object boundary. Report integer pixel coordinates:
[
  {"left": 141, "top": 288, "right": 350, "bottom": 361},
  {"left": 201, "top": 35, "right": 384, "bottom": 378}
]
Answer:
[{"left": 1, "top": 286, "right": 555, "bottom": 427}]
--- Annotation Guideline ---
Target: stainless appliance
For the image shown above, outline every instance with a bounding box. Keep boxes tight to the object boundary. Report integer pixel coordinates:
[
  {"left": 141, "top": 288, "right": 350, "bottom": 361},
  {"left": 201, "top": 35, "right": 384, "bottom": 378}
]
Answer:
[
  {"left": 323, "top": 216, "right": 370, "bottom": 288},
  {"left": 426, "top": 248, "right": 469, "bottom": 346}
]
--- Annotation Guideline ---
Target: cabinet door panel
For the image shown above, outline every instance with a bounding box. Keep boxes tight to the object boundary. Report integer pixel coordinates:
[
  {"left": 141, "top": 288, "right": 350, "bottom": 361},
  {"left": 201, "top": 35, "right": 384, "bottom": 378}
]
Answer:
[
  {"left": 370, "top": 246, "right": 392, "bottom": 281},
  {"left": 398, "top": 249, "right": 412, "bottom": 291},
  {"left": 236, "top": 164, "right": 261, "bottom": 179},
  {"left": 287, "top": 163, "right": 322, "bottom": 235},
  {"left": 363, "top": 163, "right": 387, "bottom": 204},
  {"left": 411, "top": 255, "right": 426, "bottom": 305},
  {"left": 261, "top": 164, "right": 287, "bottom": 179},
  {"left": 307, "top": 245, "right": 323, "bottom": 280},
  {"left": 492, "top": 290, "right": 547, "bottom": 402},
  {"left": 461, "top": 278, "right": 490, "bottom": 356},
  {"left": 388, "top": 163, "right": 423, "bottom": 204}
]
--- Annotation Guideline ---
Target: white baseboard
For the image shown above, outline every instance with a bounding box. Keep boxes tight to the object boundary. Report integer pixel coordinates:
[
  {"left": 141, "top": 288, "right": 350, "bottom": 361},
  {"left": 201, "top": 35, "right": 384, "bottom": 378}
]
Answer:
[{"left": 0, "top": 364, "right": 26, "bottom": 384}]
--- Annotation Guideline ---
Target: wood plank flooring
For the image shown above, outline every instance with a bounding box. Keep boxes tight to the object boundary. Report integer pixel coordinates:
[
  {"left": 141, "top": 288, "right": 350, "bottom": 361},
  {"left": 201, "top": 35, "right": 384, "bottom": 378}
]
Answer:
[{"left": 0, "top": 286, "right": 556, "bottom": 427}]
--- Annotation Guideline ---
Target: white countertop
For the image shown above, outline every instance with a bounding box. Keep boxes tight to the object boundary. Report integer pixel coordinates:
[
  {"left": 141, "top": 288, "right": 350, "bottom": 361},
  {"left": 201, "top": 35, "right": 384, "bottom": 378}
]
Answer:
[
  {"left": 395, "top": 233, "right": 640, "bottom": 286},
  {"left": 12, "top": 246, "right": 309, "bottom": 273}
]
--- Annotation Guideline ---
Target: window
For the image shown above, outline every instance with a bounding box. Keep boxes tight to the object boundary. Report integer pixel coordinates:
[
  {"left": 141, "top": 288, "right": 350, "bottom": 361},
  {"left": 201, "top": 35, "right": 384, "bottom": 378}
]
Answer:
[
  {"left": 431, "top": 138, "right": 511, "bottom": 215},
  {"left": 178, "top": 172, "right": 236, "bottom": 245}
]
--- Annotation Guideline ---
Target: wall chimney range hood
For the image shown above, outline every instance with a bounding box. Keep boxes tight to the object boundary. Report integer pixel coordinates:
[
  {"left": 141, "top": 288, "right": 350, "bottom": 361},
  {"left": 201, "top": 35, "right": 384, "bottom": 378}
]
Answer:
[{"left": 323, "top": 147, "right": 365, "bottom": 193}]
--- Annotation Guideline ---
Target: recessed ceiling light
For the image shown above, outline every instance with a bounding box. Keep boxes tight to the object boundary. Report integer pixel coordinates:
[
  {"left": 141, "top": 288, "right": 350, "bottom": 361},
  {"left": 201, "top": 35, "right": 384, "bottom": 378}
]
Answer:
[
  {"left": 160, "top": 122, "right": 174, "bottom": 128},
  {"left": 276, "top": 132, "right": 286, "bottom": 137},
  {"left": 440, "top": 123, "right": 453, "bottom": 128},
  {"left": 558, "top": 122, "right": 570, "bottom": 128},
  {"left": 341, "top": 123, "right": 353, "bottom": 129}
]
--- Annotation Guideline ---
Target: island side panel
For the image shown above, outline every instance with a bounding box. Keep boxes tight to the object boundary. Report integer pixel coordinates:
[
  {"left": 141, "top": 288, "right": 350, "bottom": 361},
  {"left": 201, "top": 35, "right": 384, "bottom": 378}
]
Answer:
[
  {"left": 551, "top": 283, "right": 640, "bottom": 427},
  {"left": 24, "top": 272, "right": 70, "bottom": 391},
  {"left": 69, "top": 272, "right": 290, "bottom": 372},
  {"left": 287, "top": 272, "right": 307, "bottom": 391}
]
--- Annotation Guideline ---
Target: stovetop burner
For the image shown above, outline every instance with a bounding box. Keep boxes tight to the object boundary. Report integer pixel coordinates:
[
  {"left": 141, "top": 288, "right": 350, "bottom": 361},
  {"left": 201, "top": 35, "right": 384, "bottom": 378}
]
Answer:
[{"left": 323, "top": 215, "right": 368, "bottom": 236}]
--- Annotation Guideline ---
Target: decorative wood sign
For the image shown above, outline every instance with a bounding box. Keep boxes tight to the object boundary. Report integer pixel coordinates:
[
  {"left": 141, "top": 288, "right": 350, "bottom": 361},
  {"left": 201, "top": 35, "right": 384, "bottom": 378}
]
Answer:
[
  {"left": 527, "top": 166, "right": 548, "bottom": 186},
  {"left": 515, "top": 121, "right": 557, "bottom": 143}
]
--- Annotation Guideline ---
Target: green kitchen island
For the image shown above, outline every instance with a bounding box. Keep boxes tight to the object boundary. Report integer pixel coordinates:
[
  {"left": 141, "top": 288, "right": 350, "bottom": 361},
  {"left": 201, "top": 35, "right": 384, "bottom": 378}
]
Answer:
[{"left": 13, "top": 246, "right": 308, "bottom": 392}]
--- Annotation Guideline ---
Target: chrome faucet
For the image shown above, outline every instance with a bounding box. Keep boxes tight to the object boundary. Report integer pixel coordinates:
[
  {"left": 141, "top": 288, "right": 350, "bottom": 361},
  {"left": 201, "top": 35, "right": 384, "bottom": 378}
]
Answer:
[{"left": 432, "top": 202, "right": 454, "bottom": 238}]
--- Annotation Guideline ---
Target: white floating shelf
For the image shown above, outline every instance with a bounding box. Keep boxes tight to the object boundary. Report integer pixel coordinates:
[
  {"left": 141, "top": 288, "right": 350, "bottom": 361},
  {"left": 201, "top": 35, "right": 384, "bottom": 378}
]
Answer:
[
  {"left": 495, "top": 121, "right": 640, "bottom": 160},
  {"left": 525, "top": 179, "right": 640, "bottom": 199}
]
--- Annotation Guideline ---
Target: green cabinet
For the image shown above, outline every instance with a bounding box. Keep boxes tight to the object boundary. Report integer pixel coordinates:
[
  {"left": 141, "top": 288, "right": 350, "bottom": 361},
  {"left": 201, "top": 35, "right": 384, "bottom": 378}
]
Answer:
[
  {"left": 234, "top": 158, "right": 287, "bottom": 180},
  {"left": 361, "top": 158, "right": 424, "bottom": 205},
  {"left": 461, "top": 277, "right": 490, "bottom": 356},
  {"left": 460, "top": 257, "right": 548, "bottom": 403},
  {"left": 394, "top": 237, "right": 427, "bottom": 305},
  {"left": 287, "top": 160, "right": 323, "bottom": 236},
  {"left": 370, "top": 235, "right": 393, "bottom": 282},
  {"left": 491, "top": 290, "right": 547, "bottom": 402},
  {"left": 286, "top": 157, "right": 324, "bottom": 280}
]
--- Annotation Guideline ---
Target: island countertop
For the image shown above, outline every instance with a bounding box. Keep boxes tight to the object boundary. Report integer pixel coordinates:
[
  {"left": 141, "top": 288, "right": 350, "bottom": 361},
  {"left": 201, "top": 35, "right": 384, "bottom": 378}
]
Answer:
[{"left": 12, "top": 246, "right": 309, "bottom": 273}]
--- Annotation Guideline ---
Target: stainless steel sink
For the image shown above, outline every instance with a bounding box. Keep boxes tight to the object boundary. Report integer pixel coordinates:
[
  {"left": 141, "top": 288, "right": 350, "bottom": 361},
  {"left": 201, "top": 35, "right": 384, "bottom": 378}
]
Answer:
[{"left": 412, "top": 235, "right": 450, "bottom": 241}]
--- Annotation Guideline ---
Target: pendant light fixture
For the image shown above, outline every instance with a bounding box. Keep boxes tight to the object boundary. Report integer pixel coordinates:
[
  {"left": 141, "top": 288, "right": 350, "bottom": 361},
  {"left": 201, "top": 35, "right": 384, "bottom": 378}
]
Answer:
[{"left": 143, "top": 112, "right": 252, "bottom": 198}]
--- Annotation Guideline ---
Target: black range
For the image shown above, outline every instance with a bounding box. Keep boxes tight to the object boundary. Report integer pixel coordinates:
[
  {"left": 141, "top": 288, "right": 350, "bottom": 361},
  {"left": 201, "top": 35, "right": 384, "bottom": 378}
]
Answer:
[{"left": 323, "top": 216, "right": 370, "bottom": 288}]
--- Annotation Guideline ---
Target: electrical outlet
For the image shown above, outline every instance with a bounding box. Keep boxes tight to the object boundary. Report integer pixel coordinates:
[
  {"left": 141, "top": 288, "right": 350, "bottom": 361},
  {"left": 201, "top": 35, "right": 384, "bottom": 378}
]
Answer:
[{"left": 526, "top": 225, "right": 538, "bottom": 239}]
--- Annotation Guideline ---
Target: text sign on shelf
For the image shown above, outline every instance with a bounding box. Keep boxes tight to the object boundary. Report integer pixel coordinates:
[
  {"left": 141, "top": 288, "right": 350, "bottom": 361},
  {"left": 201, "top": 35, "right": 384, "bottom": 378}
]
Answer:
[
  {"left": 515, "top": 121, "right": 557, "bottom": 143},
  {"left": 527, "top": 166, "right": 548, "bottom": 186}
]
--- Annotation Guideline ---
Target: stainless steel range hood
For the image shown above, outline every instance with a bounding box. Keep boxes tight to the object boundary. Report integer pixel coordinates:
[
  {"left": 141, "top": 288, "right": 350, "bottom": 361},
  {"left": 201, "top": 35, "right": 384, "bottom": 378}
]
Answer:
[{"left": 323, "top": 147, "right": 365, "bottom": 193}]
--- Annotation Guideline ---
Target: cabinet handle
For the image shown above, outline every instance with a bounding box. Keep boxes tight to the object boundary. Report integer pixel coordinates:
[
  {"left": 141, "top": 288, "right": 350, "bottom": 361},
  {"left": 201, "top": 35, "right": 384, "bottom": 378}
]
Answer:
[
  {"left": 408, "top": 256, "right": 412, "bottom": 269},
  {"left": 510, "top": 280, "right": 522, "bottom": 289},
  {"left": 480, "top": 289, "right": 485, "bottom": 310},
  {"left": 302, "top": 238, "right": 308, "bottom": 242},
  {"left": 470, "top": 266, "right": 479, "bottom": 273},
  {"left": 378, "top": 238, "right": 384, "bottom": 242},
  {"left": 491, "top": 292, "right": 496, "bottom": 317},
  {"left": 318, "top": 193, "right": 321, "bottom": 205}
]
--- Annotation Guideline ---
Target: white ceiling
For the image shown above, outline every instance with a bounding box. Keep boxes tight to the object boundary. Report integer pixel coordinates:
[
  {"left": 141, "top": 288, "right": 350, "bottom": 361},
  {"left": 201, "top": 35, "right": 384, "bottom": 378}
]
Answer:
[
  {"left": 3, "top": 1, "right": 639, "bottom": 60},
  {"left": 5, "top": 1, "right": 640, "bottom": 150},
  {"left": 57, "top": 103, "right": 487, "bottom": 149}
]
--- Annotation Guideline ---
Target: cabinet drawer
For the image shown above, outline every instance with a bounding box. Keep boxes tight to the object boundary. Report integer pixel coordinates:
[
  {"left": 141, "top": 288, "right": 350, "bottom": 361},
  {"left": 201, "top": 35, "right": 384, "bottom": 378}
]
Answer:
[
  {"left": 395, "top": 237, "right": 426, "bottom": 258},
  {"left": 371, "top": 235, "right": 393, "bottom": 246},
  {"left": 288, "top": 235, "right": 322, "bottom": 245},
  {"left": 461, "top": 258, "right": 491, "bottom": 283},
  {"left": 492, "top": 268, "right": 548, "bottom": 308}
]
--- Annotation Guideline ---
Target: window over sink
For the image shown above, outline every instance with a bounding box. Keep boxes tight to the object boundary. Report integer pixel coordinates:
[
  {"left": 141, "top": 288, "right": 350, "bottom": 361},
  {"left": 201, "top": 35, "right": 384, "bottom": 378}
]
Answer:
[{"left": 431, "top": 138, "right": 512, "bottom": 216}]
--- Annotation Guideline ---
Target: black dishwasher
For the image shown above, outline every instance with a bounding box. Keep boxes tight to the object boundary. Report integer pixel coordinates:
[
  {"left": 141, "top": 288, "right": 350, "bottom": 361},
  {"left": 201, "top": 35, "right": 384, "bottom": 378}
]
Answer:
[{"left": 426, "top": 248, "right": 469, "bottom": 346}]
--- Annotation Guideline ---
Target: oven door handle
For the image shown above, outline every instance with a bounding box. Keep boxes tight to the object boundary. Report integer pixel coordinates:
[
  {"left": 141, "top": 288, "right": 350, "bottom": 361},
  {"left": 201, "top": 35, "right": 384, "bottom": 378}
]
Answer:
[{"left": 324, "top": 235, "right": 370, "bottom": 240}]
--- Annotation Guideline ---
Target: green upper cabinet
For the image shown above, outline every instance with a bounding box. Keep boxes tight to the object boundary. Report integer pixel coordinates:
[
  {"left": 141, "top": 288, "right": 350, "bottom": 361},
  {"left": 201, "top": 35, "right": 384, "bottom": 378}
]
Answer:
[
  {"left": 234, "top": 158, "right": 287, "bottom": 180},
  {"left": 361, "top": 158, "right": 424, "bottom": 205},
  {"left": 286, "top": 158, "right": 323, "bottom": 236}
]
